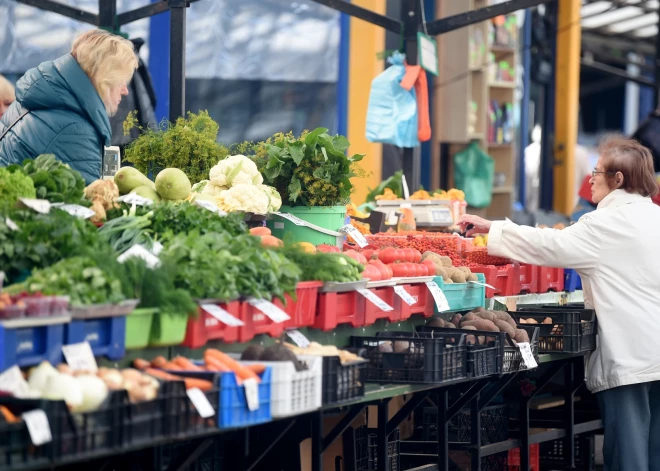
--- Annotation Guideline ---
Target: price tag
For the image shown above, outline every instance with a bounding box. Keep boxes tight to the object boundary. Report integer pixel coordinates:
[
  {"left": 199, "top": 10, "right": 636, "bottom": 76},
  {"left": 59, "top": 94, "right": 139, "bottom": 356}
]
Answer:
[
  {"left": 417, "top": 32, "right": 439, "bottom": 76},
  {"left": 244, "top": 378, "right": 260, "bottom": 411},
  {"left": 56, "top": 204, "right": 96, "bottom": 219},
  {"left": 401, "top": 174, "right": 410, "bottom": 200},
  {"left": 273, "top": 212, "right": 307, "bottom": 226},
  {"left": 286, "top": 329, "right": 310, "bottom": 348},
  {"left": 247, "top": 299, "right": 290, "bottom": 323},
  {"left": 468, "top": 281, "right": 497, "bottom": 290},
  {"left": 517, "top": 342, "right": 538, "bottom": 369},
  {"left": 339, "top": 224, "right": 368, "bottom": 248},
  {"left": 201, "top": 304, "right": 244, "bottom": 327},
  {"left": 194, "top": 199, "right": 220, "bottom": 213},
  {"left": 426, "top": 281, "right": 450, "bottom": 312},
  {"left": 386, "top": 211, "right": 398, "bottom": 225},
  {"left": 22, "top": 409, "right": 52, "bottom": 446},
  {"left": 357, "top": 288, "right": 394, "bottom": 311},
  {"left": 151, "top": 241, "right": 164, "bottom": 257},
  {"left": 0, "top": 366, "right": 31, "bottom": 397},
  {"left": 117, "top": 244, "right": 161, "bottom": 269},
  {"left": 116, "top": 194, "right": 153, "bottom": 206},
  {"left": 62, "top": 341, "right": 98, "bottom": 373},
  {"left": 186, "top": 388, "right": 216, "bottom": 418},
  {"left": 393, "top": 286, "right": 416, "bottom": 306},
  {"left": 5, "top": 217, "right": 19, "bottom": 231},
  {"left": 18, "top": 198, "right": 51, "bottom": 214}
]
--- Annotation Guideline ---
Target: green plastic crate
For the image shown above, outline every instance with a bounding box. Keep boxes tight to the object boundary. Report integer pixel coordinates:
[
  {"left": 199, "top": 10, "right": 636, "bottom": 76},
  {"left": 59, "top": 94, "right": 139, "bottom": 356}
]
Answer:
[
  {"left": 267, "top": 205, "right": 346, "bottom": 247},
  {"left": 125, "top": 308, "right": 157, "bottom": 349},
  {"left": 433, "top": 273, "right": 486, "bottom": 313},
  {"left": 148, "top": 312, "right": 189, "bottom": 347}
]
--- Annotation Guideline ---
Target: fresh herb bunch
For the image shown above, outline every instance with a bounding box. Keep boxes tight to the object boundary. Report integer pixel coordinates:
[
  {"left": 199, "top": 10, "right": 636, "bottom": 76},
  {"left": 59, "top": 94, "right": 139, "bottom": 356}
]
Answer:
[
  {"left": 248, "top": 128, "right": 365, "bottom": 207},
  {"left": 148, "top": 202, "right": 248, "bottom": 239},
  {"left": 0, "top": 209, "right": 101, "bottom": 282},
  {"left": 6, "top": 154, "right": 86, "bottom": 204},
  {"left": 98, "top": 213, "right": 155, "bottom": 253},
  {"left": 0, "top": 168, "right": 36, "bottom": 209},
  {"left": 279, "top": 245, "right": 363, "bottom": 282},
  {"left": 123, "top": 110, "right": 229, "bottom": 183}
]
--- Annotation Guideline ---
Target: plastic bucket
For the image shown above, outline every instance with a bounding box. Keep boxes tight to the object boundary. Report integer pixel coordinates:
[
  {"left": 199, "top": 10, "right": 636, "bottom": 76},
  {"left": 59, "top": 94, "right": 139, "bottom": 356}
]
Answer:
[
  {"left": 267, "top": 205, "right": 346, "bottom": 247},
  {"left": 125, "top": 308, "right": 157, "bottom": 349},
  {"left": 148, "top": 311, "right": 189, "bottom": 347}
]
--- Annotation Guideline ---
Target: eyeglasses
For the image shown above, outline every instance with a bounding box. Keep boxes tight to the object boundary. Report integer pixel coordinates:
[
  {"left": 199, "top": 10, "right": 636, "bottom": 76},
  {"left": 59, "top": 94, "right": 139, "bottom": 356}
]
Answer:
[{"left": 592, "top": 170, "right": 615, "bottom": 177}]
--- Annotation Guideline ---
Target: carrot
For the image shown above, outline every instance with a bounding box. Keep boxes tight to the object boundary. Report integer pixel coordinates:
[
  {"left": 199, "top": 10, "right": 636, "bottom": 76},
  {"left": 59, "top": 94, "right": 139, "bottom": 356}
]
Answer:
[
  {"left": 260, "top": 235, "right": 283, "bottom": 248},
  {"left": 244, "top": 364, "right": 266, "bottom": 375},
  {"left": 133, "top": 358, "right": 150, "bottom": 371},
  {"left": 205, "top": 348, "right": 261, "bottom": 383},
  {"left": 203, "top": 355, "right": 232, "bottom": 373},
  {"left": 249, "top": 227, "right": 271, "bottom": 237},
  {"left": 173, "top": 356, "right": 204, "bottom": 371},
  {"left": 145, "top": 368, "right": 181, "bottom": 382},
  {"left": 414, "top": 69, "right": 431, "bottom": 142},
  {"left": 151, "top": 356, "right": 168, "bottom": 368},
  {"left": 163, "top": 361, "right": 182, "bottom": 371},
  {"left": 0, "top": 406, "right": 19, "bottom": 423},
  {"left": 144, "top": 368, "right": 213, "bottom": 391}
]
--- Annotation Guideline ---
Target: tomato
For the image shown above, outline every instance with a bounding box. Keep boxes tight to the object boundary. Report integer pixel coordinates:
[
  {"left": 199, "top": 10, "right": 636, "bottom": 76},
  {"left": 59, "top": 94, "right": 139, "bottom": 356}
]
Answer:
[
  {"left": 417, "top": 264, "right": 429, "bottom": 276},
  {"left": 406, "top": 263, "right": 420, "bottom": 277},
  {"left": 410, "top": 249, "right": 422, "bottom": 263},
  {"left": 378, "top": 247, "right": 402, "bottom": 264},
  {"left": 344, "top": 250, "right": 367, "bottom": 265},
  {"left": 369, "top": 260, "right": 391, "bottom": 280},
  {"left": 422, "top": 259, "right": 438, "bottom": 276},
  {"left": 362, "top": 264, "right": 382, "bottom": 281},
  {"left": 317, "top": 244, "right": 340, "bottom": 253},
  {"left": 362, "top": 249, "right": 375, "bottom": 260},
  {"left": 400, "top": 248, "right": 413, "bottom": 262},
  {"left": 390, "top": 263, "right": 409, "bottom": 278}
]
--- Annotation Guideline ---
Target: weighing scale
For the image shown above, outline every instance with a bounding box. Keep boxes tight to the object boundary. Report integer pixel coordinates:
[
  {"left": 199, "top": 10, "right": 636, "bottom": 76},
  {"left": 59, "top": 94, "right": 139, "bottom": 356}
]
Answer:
[{"left": 375, "top": 199, "right": 455, "bottom": 229}]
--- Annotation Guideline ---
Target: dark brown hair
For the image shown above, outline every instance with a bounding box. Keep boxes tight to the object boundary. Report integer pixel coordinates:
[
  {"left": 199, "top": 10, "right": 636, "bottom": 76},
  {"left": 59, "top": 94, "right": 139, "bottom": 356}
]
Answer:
[{"left": 598, "top": 134, "right": 659, "bottom": 197}]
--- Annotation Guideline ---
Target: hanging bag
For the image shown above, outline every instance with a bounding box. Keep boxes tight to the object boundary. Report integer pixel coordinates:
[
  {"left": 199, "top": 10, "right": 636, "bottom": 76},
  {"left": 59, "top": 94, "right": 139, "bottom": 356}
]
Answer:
[{"left": 453, "top": 142, "right": 495, "bottom": 208}]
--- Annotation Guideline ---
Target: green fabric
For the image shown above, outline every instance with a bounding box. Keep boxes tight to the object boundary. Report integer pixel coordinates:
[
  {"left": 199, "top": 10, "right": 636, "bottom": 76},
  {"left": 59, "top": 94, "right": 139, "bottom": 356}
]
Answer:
[{"left": 453, "top": 142, "right": 495, "bottom": 208}]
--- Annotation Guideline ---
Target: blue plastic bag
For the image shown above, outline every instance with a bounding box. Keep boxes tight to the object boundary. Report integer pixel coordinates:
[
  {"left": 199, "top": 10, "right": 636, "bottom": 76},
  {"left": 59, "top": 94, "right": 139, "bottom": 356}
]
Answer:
[{"left": 366, "top": 52, "right": 419, "bottom": 148}]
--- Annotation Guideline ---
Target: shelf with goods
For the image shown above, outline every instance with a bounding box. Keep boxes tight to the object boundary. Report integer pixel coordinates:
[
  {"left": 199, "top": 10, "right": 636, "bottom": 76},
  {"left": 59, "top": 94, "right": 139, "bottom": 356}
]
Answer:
[{"left": 434, "top": 0, "right": 520, "bottom": 220}]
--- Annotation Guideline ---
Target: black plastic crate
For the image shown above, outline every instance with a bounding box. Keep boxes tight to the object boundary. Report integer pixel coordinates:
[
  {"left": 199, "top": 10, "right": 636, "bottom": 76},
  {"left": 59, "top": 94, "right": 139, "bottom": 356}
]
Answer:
[
  {"left": 161, "top": 374, "right": 219, "bottom": 438},
  {"left": 502, "top": 325, "right": 540, "bottom": 374},
  {"left": 322, "top": 356, "right": 367, "bottom": 405},
  {"left": 351, "top": 332, "right": 467, "bottom": 384},
  {"left": 367, "top": 428, "right": 400, "bottom": 471},
  {"left": 418, "top": 326, "right": 503, "bottom": 378},
  {"left": 118, "top": 381, "right": 171, "bottom": 447},
  {"left": 540, "top": 434, "right": 594, "bottom": 468},
  {"left": 161, "top": 438, "right": 225, "bottom": 471},
  {"left": 423, "top": 405, "right": 509, "bottom": 446},
  {"left": 0, "top": 399, "right": 51, "bottom": 470},
  {"left": 514, "top": 308, "right": 596, "bottom": 353}
]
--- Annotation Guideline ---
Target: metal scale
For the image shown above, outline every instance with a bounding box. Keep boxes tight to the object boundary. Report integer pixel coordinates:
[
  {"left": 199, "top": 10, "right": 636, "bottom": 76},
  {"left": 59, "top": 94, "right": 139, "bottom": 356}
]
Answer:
[{"left": 375, "top": 199, "right": 455, "bottom": 229}]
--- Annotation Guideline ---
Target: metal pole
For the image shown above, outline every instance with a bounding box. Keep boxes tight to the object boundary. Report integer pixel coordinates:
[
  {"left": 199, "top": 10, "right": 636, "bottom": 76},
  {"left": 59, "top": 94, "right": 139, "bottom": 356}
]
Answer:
[
  {"left": 98, "top": 0, "right": 116, "bottom": 30},
  {"left": 564, "top": 361, "right": 576, "bottom": 469},
  {"left": 519, "top": 8, "right": 532, "bottom": 208},
  {"left": 654, "top": 5, "right": 660, "bottom": 107},
  {"left": 377, "top": 401, "right": 390, "bottom": 471},
  {"left": 402, "top": 0, "right": 420, "bottom": 192},
  {"left": 168, "top": 0, "right": 187, "bottom": 122}
]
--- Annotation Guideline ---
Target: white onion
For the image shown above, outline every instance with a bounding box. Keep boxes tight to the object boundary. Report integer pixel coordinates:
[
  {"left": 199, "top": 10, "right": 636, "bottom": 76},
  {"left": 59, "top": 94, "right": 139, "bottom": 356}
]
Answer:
[
  {"left": 73, "top": 375, "right": 108, "bottom": 413},
  {"left": 43, "top": 373, "right": 83, "bottom": 409},
  {"left": 28, "top": 361, "right": 58, "bottom": 393}
]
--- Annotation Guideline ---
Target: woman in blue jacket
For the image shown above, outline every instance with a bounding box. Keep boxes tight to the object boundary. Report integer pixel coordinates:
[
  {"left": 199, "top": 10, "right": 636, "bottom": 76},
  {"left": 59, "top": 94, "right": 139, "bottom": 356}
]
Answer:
[{"left": 0, "top": 29, "right": 138, "bottom": 184}]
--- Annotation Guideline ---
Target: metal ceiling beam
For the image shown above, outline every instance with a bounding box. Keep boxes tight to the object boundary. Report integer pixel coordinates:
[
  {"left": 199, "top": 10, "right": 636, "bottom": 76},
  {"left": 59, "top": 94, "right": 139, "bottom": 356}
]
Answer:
[
  {"left": 15, "top": 0, "right": 99, "bottom": 26},
  {"left": 308, "top": 0, "right": 402, "bottom": 34},
  {"left": 582, "top": 30, "right": 655, "bottom": 54},
  {"left": 581, "top": 58, "right": 655, "bottom": 87}
]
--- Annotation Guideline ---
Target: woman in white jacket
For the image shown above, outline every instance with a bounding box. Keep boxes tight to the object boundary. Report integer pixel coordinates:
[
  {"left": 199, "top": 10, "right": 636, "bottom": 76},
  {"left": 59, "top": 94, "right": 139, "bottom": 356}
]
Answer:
[{"left": 459, "top": 135, "right": 660, "bottom": 471}]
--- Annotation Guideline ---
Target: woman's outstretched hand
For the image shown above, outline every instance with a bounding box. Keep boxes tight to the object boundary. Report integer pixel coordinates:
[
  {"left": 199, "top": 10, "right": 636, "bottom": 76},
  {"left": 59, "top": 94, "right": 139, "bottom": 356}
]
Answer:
[{"left": 458, "top": 214, "right": 493, "bottom": 237}]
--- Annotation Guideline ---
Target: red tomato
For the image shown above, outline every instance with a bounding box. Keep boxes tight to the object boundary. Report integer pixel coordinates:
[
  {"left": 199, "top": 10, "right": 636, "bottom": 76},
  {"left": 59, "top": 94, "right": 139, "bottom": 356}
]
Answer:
[
  {"left": 390, "top": 263, "right": 409, "bottom": 278},
  {"left": 422, "top": 259, "right": 438, "bottom": 276},
  {"left": 369, "top": 260, "right": 391, "bottom": 280},
  {"left": 362, "top": 264, "right": 382, "bottom": 281},
  {"left": 344, "top": 250, "right": 367, "bottom": 265},
  {"left": 418, "top": 264, "right": 429, "bottom": 276},
  {"left": 362, "top": 249, "right": 375, "bottom": 260},
  {"left": 378, "top": 247, "right": 402, "bottom": 264},
  {"left": 317, "top": 244, "right": 340, "bottom": 253},
  {"left": 410, "top": 249, "right": 422, "bottom": 263}
]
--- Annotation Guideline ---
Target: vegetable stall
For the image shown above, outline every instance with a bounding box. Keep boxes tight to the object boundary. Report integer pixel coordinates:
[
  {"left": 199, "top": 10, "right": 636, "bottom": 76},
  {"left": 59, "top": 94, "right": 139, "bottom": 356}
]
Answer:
[{"left": 0, "top": 113, "right": 600, "bottom": 471}]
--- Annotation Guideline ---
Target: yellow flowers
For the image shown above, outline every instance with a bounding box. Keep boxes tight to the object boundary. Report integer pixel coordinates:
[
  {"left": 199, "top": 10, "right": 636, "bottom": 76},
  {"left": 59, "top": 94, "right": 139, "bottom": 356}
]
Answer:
[
  {"left": 375, "top": 188, "right": 401, "bottom": 201},
  {"left": 346, "top": 202, "right": 369, "bottom": 219},
  {"left": 473, "top": 234, "right": 488, "bottom": 246}
]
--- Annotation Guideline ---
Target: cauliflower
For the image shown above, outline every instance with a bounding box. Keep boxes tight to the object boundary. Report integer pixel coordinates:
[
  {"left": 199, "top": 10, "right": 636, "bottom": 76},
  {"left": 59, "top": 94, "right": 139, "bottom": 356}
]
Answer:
[
  {"left": 202, "top": 182, "right": 228, "bottom": 197},
  {"left": 258, "top": 184, "right": 282, "bottom": 212},
  {"left": 192, "top": 180, "right": 209, "bottom": 193},
  {"left": 216, "top": 184, "right": 269, "bottom": 214},
  {"left": 209, "top": 155, "right": 263, "bottom": 188}
]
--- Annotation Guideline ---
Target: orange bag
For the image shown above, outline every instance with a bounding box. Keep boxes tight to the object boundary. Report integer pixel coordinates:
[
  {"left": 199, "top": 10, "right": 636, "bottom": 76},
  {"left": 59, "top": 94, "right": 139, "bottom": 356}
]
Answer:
[{"left": 400, "top": 65, "right": 431, "bottom": 143}]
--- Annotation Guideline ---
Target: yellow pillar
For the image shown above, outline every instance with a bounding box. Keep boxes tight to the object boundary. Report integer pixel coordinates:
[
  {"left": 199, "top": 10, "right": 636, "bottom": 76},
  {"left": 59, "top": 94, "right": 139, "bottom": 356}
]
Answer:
[
  {"left": 553, "top": 0, "right": 581, "bottom": 214},
  {"left": 348, "top": 1, "right": 386, "bottom": 205}
]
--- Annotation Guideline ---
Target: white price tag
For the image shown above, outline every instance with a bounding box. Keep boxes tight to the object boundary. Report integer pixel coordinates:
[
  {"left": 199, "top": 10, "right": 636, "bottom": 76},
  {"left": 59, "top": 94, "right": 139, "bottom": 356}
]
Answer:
[
  {"left": 273, "top": 212, "right": 307, "bottom": 226},
  {"left": 18, "top": 198, "right": 51, "bottom": 214},
  {"left": 286, "top": 329, "right": 310, "bottom": 348},
  {"left": 401, "top": 174, "right": 410, "bottom": 200},
  {"left": 117, "top": 244, "right": 161, "bottom": 269},
  {"left": 117, "top": 194, "right": 153, "bottom": 206},
  {"left": 0, "top": 366, "right": 31, "bottom": 397},
  {"left": 247, "top": 299, "right": 290, "bottom": 323},
  {"left": 201, "top": 304, "right": 244, "bottom": 327},
  {"left": 5, "top": 218, "right": 19, "bottom": 231},
  {"left": 151, "top": 241, "right": 164, "bottom": 257},
  {"left": 194, "top": 199, "right": 220, "bottom": 213},
  {"left": 517, "top": 342, "right": 538, "bottom": 369},
  {"left": 62, "top": 341, "right": 98, "bottom": 373},
  {"left": 400, "top": 203, "right": 412, "bottom": 209},
  {"left": 55, "top": 204, "right": 96, "bottom": 219},
  {"left": 186, "top": 388, "right": 215, "bottom": 418},
  {"left": 22, "top": 409, "right": 52, "bottom": 446},
  {"left": 418, "top": 33, "right": 439, "bottom": 76},
  {"left": 426, "top": 281, "right": 450, "bottom": 312},
  {"left": 244, "top": 378, "right": 260, "bottom": 411},
  {"left": 357, "top": 288, "right": 394, "bottom": 311},
  {"left": 468, "top": 281, "right": 497, "bottom": 290},
  {"left": 393, "top": 286, "right": 416, "bottom": 306},
  {"left": 339, "top": 224, "right": 368, "bottom": 248},
  {"left": 386, "top": 211, "right": 398, "bottom": 226}
]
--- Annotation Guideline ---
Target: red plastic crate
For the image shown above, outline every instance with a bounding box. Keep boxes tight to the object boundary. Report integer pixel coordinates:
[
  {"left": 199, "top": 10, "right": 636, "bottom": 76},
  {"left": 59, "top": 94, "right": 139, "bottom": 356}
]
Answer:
[
  {"left": 314, "top": 291, "right": 365, "bottom": 331},
  {"left": 238, "top": 300, "right": 286, "bottom": 342},
  {"left": 363, "top": 287, "right": 399, "bottom": 325},
  {"left": 519, "top": 264, "right": 539, "bottom": 294},
  {"left": 282, "top": 281, "right": 323, "bottom": 330},
  {"left": 508, "top": 444, "right": 539, "bottom": 470},
  {"left": 396, "top": 283, "right": 435, "bottom": 320},
  {"left": 182, "top": 301, "right": 241, "bottom": 348},
  {"left": 470, "top": 264, "right": 521, "bottom": 298},
  {"left": 538, "top": 267, "right": 565, "bottom": 293}
]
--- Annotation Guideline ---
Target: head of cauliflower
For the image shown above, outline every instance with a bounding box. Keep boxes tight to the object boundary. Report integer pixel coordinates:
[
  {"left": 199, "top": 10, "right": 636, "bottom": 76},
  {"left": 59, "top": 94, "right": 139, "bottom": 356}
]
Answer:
[
  {"left": 216, "top": 184, "right": 269, "bottom": 214},
  {"left": 258, "top": 184, "right": 282, "bottom": 212},
  {"left": 209, "top": 155, "right": 263, "bottom": 188}
]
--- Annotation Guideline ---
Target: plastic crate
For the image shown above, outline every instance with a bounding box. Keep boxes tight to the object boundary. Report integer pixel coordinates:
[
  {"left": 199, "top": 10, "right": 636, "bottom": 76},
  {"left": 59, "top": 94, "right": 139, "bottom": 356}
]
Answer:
[
  {"left": 65, "top": 315, "right": 126, "bottom": 361},
  {"left": 502, "top": 325, "right": 540, "bottom": 374},
  {"left": 148, "top": 311, "right": 189, "bottom": 347},
  {"left": 0, "top": 317, "right": 68, "bottom": 370},
  {"left": 118, "top": 383, "right": 170, "bottom": 448},
  {"left": 423, "top": 404, "right": 509, "bottom": 445},
  {"left": 351, "top": 331, "right": 467, "bottom": 384},
  {"left": 314, "top": 291, "right": 364, "bottom": 331},
  {"left": 564, "top": 269, "right": 583, "bottom": 292},
  {"left": 282, "top": 281, "right": 323, "bottom": 330},
  {"left": 515, "top": 308, "right": 596, "bottom": 353},
  {"left": 539, "top": 434, "right": 594, "bottom": 468},
  {"left": 321, "top": 356, "right": 367, "bottom": 405},
  {"left": 395, "top": 282, "right": 435, "bottom": 320},
  {"left": 238, "top": 300, "right": 286, "bottom": 342},
  {"left": 182, "top": 302, "right": 241, "bottom": 349},
  {"left": 363, "top": 287, "right": 400, "bottom": 326},
  {"left": 470, "top": 265, "right": 521, "bottom": 298},
  {"left": 508, "top": 444, "right": 540, "bottom": 470},
  {"left": 519, "top": 264, "right": 539, "bottom": 294},
  {"left": 367, "top": 428, "right": 400, "bottom": 471},
  {"left": 124, "top": 308, "right": 156, "bottom": 349},
  {"left": 432, "top": 274, "right": 486, "bottom": 312},
  {"left": 538, "top": 267, "right": 565, "bottom": 293}
]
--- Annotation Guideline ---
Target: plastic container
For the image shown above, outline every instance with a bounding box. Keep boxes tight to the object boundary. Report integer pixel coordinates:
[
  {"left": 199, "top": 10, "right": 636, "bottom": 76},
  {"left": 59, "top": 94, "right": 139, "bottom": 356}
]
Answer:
[
  {"left": 351, "top": 331, "right": 467, "bottom": 384},
  {"left": 432, "top": 273, "right": 486, "bottom": 312},
  {"left": 51, "top": 296, "right": 70, "bottom": 316},
  {"left": 538, "top": 267, "right": 565, "bottom": 293},
  {"left": 23, "top": 296, "right": 52, "bottom": 317},
  {"left": 564, "top": 268, "right": 582, "bottom": 292},
  {"left": 363, "top": 287, "right": 399, "bottom": 325},
  {"left": 471, "top": 264, "right": 521, "bottom": 298},
  {"left": 124, "top": 308, "right": 157, "bottom": 349},
  {"left": 148, "top": 312, "right": 189, "bottom": 347},
  {"left": 216, "top": 367, "right": 272, "bottom": 429},
  {"left": 423, "top": 404, "right": 509, "bottom": 445},
  {"left": 395, "top": 282, "right": 435, "bottom": 320},
  {"left": 321, "top": 356, "right": 367, "bottom": 405},
  {"left": 182, "top": 302, "right": 241, "bottom": 348},
  {"left": 0, "top": 317, "right": 68, "bottom": 370},
  {"left": 508, "top": 444, "right": 540, "bottom": 470},
  {"left": 502, "top": 325, "right": 539, "bottom": 374},
  {"left": 118, "top": 385, "right": 169, "bottom": 447},
  {"left": 0, "top": 304, "right": 25, "bottom": 319},
  {"left": 519, "top": 263, "right": 539, "bottom": 294},
  {"left": 238, "top": 300, "right": 286, "bottom": 343},
  {"left": 65, "top": 315, "right": 126, "bottom": 361},
  {"left": 539, "top": 434, "right": 594, "bottom": 468},
  {"left": 282, "top": 281, "right": 324, "bottom": 330},
  {"left": 366, "top": 428, "right": 400, "bottom": 471},
  {"left": 267, "top": 205, "right": 346, "bottom": 248},
  {"left": 466, "top": 246, "right": 511, "bottom": 266},
  {"left": 314, "top": 291, "right": 364, "bottom": 331},
  {"left": 514, "top": 308, "right": 596, "bottom": 353}
]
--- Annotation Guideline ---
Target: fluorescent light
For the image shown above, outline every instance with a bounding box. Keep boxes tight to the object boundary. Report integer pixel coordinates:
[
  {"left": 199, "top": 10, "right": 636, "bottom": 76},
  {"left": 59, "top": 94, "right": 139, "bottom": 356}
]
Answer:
[
  {"left": 582, "top": 7, "right": 644, "bottom": 29},
  {"left": 633, "top": 25, "right": 658, "bottom": 37},
  {"left": 581, "top": 1, "right": 613, "bottom": 17},
  {"left": 607, "top": 13, "right": 658, "bottom": 33}
]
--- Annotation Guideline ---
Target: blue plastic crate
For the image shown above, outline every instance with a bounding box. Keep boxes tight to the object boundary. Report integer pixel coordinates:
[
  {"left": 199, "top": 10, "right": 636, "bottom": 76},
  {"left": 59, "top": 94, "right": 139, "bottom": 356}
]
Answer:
[
  {"left": 564, "top": 269, "right": 582, "bottom": 292},
  {"left": 0, "top": 317, "right": 68, "bottom": 370},
  {"left": 433, "top": 273, "right": 486, "bottom": 313},
  {"left": 217, "top": 367, "right": 272, "bottom": 429},
  {"left": 65, "top": 316, "right": 126, "bottom": 361}
]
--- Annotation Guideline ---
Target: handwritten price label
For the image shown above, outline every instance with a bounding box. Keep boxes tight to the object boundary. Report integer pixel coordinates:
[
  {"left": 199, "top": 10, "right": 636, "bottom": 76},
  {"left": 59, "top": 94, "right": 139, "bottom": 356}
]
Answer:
[
  {"left": 244, "top": 378, "right": 260, "bottom": 411},
  {"left": 201, "top": 304, "right": 244, "bottom": 327},
  {"left": 187, "top": 388, "right": 215, "bottom": 418},
  {"left": 18, "top": 198, "right": 51, "bottom": 214},
  {"left": 286, "top": 329, "right": 310, "bottom": 348},
  {"left": 357, "top": 289, "right": 393, "bottom": 311},
  {"left": 393, "top": 286, "right": 416, "bottom": 306},
  {"left": 426, "top": 281, "right": 450, "bottom": 312},
  {"left": 517, "top": 342, "right": 538, "bottom": 369},
  {"left": 62, "top": 342, "right": 97, "bottom": 373},
  {"left": 339, "top": 224, "right": 368, "bottom": 248},
  {"left": 23, "top": 410, "right": 52, "bottom": 446},
  {"left": 117, "top": 194, "right": 153, "bottom": 206},
  {"left": 247, "top": 299, "right": 290, "bottom": 323},
  {"left": 273, "top": 212, "right": 307, "bottom": 226},
  {"left": 54, "top": 204, "right": 96, "bottom": 219}
]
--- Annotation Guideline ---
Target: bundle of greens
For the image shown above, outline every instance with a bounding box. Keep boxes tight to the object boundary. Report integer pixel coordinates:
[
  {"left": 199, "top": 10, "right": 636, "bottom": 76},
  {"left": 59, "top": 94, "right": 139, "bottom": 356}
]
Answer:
[
  {"left": 0, "top": 168, "right": 36, "bottom": 209},
  {"left": 98, "top": 213, "right": 155, "bottom": 254},
  {"left": 279, "top": 246, "right": 364, "bottom": 282},
  {"left": 7, "top": 154, "right": 86, "bottom": 204}
]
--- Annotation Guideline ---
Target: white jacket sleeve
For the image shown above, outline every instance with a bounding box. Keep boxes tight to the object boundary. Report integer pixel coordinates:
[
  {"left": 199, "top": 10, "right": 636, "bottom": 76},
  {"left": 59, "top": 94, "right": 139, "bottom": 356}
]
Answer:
[{"left": 487, "top": 218, "right": 602, "bottom": 271}]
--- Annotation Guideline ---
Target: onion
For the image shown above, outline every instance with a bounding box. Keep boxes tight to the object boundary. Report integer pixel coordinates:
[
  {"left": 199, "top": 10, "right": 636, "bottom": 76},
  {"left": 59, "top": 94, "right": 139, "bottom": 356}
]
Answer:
[
  {"left": 43, "top": 373, "right": 83, "bottom": 409},
  {"left": 73, "top": 375, "right": 108, "bottom": 413},
  {"left": 28, "top": 361, "right": 58, "bottom": 393}
]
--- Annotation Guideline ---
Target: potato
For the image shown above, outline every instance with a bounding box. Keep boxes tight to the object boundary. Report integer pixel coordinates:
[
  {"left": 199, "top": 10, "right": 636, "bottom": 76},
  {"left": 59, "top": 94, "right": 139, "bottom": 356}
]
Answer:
[
  {"left": 450, "top": 314, "right": 462, "bottom": 328},
  {"left": 378, "top": 341, "right": 393, "bottom": 353},
  {"left": 477, "top": 336, "right": 486, "bottom": 345},
  {"left": 439, "top": 256, "right": 453, "bottom": 268},
  {"left": 422, "top": 251, "right": 442, "bottom": 263},
  {"left": 475, "top": 311, "right": 497, "bottom": 322},
  {"left": 444, "top": 322, "right": 456, "bottom": 329},
  {"left": 457, "top": 267, "right": 472, "bottom": 277},
  {"left": 393, "top": 341, "right": 411, "bottom": 353},
  {"left": 461, "top": 319, "right": 499, "bottom": 332},
  {"left": 461, "top": 313, "right": 479, "bottom": 323},
  {"left": 444, "top": 279, "right": 454, "bottom": 284},
  {"left": 467, "top": 273, "right": 479, "bottom": 282},
  {"left": 493, "top": 311, "right": 517, "bottom": 329},
  {"left": 514, "top": 329, "right": 530, "bottom": 343},
  {"left": 450, "top": 270, "right": 467, "bottom": 283},
  {"left": 436, "top": 267, "right": 448, "bottom": 279},
  {"left": 471, "top": 307, "right": 486, "bottom": 313},
  {"left": 427, "top": 317, "right": 446, "bottom": 328},
  {"left": 493, "top": 320, "right": 516, "bottom": 338},
  {"left": 519, "top": 318, "right": 527, "bottom": 324},
  {"left": 525, "top": 318, "right": 539, "bottom": 324},
  {"left": 461, "top": 325, "right": 478, "bottom": 345},
  {"left": 542, "top": 317, "right": 553, "bottom": 324}
]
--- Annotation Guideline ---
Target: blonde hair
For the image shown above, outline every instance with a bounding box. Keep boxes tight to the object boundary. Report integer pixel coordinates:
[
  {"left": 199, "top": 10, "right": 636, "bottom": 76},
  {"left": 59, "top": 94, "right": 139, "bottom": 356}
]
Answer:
[
  {"left": 0, "top": 74, "right": 15, "bottom": 103},
  {"left": 71, "top": 29, "right": 137, "bottom": 108}
]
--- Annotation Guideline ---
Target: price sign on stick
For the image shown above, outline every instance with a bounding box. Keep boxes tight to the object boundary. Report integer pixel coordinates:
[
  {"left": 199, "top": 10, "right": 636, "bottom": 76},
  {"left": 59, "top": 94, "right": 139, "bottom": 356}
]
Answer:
[
  {"left": 286, "top": 329, "right": 310, "bottom": 348},
  {"left": 55, "top": 204, "right": 95, "bottom": 219},
  {"left": 23, "top": 410, "right": 52, "bottom": 446},
  {"left": 201, "top": 304, "right": 244, "bottom": 327},
  {"left": 393, "top": 286, "right": 416, "bottom": 306},
  {"left": 339, "top": 224, "right": 368, "bottom": 248},
  {"left": 18, "top": 198, "right": 51, "bottom": 214},
  {"left": 247, "top": 299, "right": 290, "bottom": 323},
  {"left": 357, "top": 289, "right": 393, "bottom": 311},
  {"left": 116, "top": 194, "right": 153, "bottom": 206},
  {"left": 244, "top": 379, "right": 260, "bottom": 411},
  {"left": 517, "top": 342, "right": 538, "bottom": 369},
  {"left": 426, "top": 281, "right": 450, "bottom": 312},
  {"left": 62, "top": 342, "right": 98, "bottom": 373},
  {"left": 187, "top": 388, "right": 215, "bottom": 418}
]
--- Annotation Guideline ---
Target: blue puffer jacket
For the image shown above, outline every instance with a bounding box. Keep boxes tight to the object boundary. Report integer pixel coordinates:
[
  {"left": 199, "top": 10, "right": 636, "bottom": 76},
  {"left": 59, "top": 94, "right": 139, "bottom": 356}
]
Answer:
[{"left": 0, "top": 54, "right": 111, "bottom": 184}]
